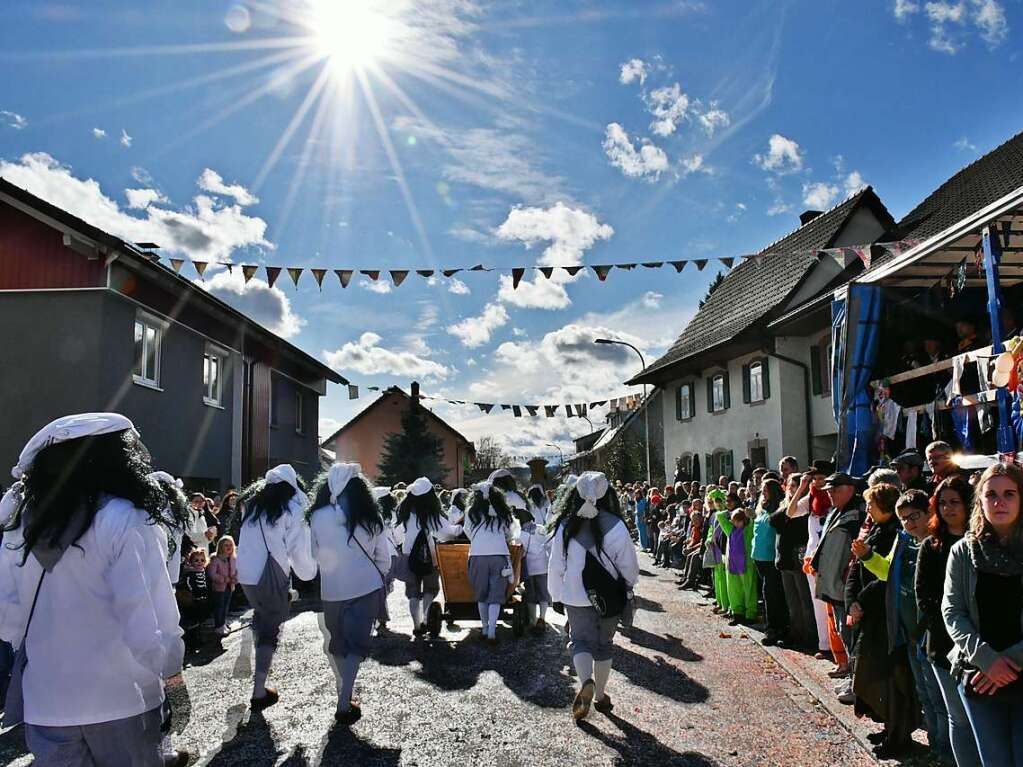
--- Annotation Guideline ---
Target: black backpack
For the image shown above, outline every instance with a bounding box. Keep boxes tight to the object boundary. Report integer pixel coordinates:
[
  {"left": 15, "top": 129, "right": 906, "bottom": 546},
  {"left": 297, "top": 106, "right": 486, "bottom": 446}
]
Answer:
[
  {"left": 581, "top": 548, "right": 628, "bottom": 618},
  {"left": 408, "top": 528, "right": 433, "bottom": 577}
]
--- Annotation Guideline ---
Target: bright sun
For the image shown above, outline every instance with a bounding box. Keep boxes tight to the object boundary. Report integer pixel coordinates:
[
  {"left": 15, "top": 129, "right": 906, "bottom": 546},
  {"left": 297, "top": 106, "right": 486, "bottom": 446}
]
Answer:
[{"left": 310, "top": 0, "right": 394, "bottom": 74}]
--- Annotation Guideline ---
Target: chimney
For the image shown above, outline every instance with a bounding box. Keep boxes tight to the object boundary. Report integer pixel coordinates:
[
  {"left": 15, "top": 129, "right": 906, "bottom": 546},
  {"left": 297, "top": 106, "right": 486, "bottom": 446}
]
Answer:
[
  {"left": 410, "top": 381, "right": 420, "bottom": 403},
  {"left": 799, "top": 210, "right": 823, "bottom": 226}
]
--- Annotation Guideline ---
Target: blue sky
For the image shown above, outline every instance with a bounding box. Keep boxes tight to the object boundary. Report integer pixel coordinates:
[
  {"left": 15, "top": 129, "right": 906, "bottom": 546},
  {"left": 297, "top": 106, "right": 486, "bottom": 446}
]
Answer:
[{"left": 2, "top": 0, "right": 1021, "bottom": 458}]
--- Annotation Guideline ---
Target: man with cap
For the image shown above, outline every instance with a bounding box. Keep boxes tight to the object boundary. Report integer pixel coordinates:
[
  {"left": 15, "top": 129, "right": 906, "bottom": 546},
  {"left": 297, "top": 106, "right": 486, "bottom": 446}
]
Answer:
[
  {"left": 890, "top": 450, "right": 927, "bottom": 493},
  {"left": 809, "top": 472, "right": 865, "bottom": 678}
]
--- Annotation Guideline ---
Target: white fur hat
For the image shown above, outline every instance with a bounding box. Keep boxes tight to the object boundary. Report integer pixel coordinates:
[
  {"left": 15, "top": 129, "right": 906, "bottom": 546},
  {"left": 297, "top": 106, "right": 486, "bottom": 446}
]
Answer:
[
  {"left": 409, "top": 476, "right": 434, "bottom": 496},
  {"left": 13, "top": 412, "right": 138, "bottom": 479},
  {"left": 488, "top": 468, "right": 512, "bottom": 482},
  {"left": 148, "top": 470, "right": 183, "bottom": 489},
  {"left": 327, "top": 462, "right": 362, "bottom": 504},
  {"left": 575, "top": 471, "right": 609, "bottom": 506},
  {"left": 265, "top": 464, "right": 300, "bottom": 492},
  {"left": 372, "top": 486, "right": 392, "bottom": 501}
]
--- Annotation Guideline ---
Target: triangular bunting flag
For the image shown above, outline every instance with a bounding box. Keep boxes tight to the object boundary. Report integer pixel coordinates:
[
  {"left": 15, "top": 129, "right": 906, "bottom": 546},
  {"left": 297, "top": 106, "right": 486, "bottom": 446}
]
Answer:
[
  {"left": 641, "top": 262, "right": 664, "bottom": 268},
  {"left": 539, "top": 267, "right": 554, "bottom": 279},
  {"left": 361, "top": 270, "right": 380, "bottom": 281},
  {"left": 348, "top": 385, "right": 359, "bottom": 400},
  {"left": 563, "top": 265, "right": 584, "bottom": 276},
  {"left": 590, "top": 400, "right": 607, "bottom": 408},
  {"left": 470, "top": 264, "right": 488, "bottom": 271},
  {"left": 416, "top": 270, "right": 434, "bottom": 278},
  {"left": 694, "top": 259, "right": 708, "bottom": 271},
  {"left": 368, "top": 386, "right": 380, "bottom": 391},
  {"left": 512, "top": 405, "right": 522, "bottom": 418},
  {"left": 287, "top": 267, "right": 303, "bottom": 288},
  {"left": 826, "top": 249, "right": 845, "bottom": 268},
  {"left": 564, "top": 402, "right": 574, "bottom": 417},
  {"left": 335, "top": 269, "right": 353, "bottom": 288},
  {"left": 574, "top": 404, "right": 586, "bottom": 417},
  {"left": 618, "top": 263, "right": 637, "bottom": 270},
  {"left": 170, "top": 258, "right": 185, "bottom": 274},
  {"left": 311, "top": 268, "right": 327, "bottom": 289},
  {"left": 477, "top": 403, "right": 494, "bottom": 414},
  {"left": 849, "top": 247, "right": 871, "bottom": 269},
  {"left": 265, "top": 266, "right": 282, "bottom": 288},
  {"left": 442, "top": 269, "right": 462, "bottom": 277},
  {"left": 525, "top": 405, "right": 539, "bottom": 417},
  {"left": 512, "top": 267, "right": 525, "bottom": 289},
  {"left": 193, "top": 261, "right": 208, "bottom": 279},
  {"left": 242, "top": 265, "right": 258, "bottom": 283},
  {"left": 719, "top": 257, "right": 734, "bottom": 268},
  {"left": 389, "top": 270, "right": 409, "bottom": 287},
  {"left": 501, "top": 404, "right": 512, "bottom": 411},
  {"left": 592, "top": 264, "right": 612, "bottom": 281},
  {"left": 670, "top": 261, "right": 687, "bottom": 273},
  {"left": 226, "top": 264, "right": 234, "bottom": 274},
  {"left": 544, "top": 405, "right": 558, "bottom": 417}
]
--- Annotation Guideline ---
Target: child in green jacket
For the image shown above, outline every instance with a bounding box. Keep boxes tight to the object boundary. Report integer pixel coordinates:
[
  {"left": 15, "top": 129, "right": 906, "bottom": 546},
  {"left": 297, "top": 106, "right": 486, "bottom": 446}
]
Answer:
[
  {"left": 706, "top": 489, "right": 730, "bottom": 614},
  {"left": 717, "top": 495, "right": 758, "bottom": 624}
]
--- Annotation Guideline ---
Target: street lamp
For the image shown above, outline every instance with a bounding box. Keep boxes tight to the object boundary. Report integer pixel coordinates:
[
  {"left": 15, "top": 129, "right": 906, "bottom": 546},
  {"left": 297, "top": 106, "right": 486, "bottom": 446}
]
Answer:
[
  {"left": 546, "top": 442, "right": 564, "bottom": 465},
  {"left": 595, "top": 337, "right": 651, "bottom": 485}
]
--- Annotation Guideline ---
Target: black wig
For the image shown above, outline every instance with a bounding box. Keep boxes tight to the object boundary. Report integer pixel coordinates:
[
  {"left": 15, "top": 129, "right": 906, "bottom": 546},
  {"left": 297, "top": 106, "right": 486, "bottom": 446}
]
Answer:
[
  {"left": 450, "top": 488, "right": 470, "bottom": 512},
  {"left": 467, "top": 485, "right": 514, "bottom": 531},
  {"left": 527, "top": 485, "right": 547, "bottom": 508},
  {"left": 556, "top": 485, "right": 626, "bottom": 556},
  {"left": 238, "top": 474, "right": 307, "bottom": 526},
  {"left": 396, "top": 488, "right": 444, "bottom": 530},
  {"left": 152, "top": 476, "right": 191, "bottom": 532},
  {"left": 308, "top": 471, "right": 384, "bottom": 541},
  {"left": 492, "top": 473, "right": 518, "bottom": 496},
  {"left": 377, "top": 491, "right": 397, "bottom": 523},
  {"left": 6, "top": 430, "right": 166, "bottom": 564}
]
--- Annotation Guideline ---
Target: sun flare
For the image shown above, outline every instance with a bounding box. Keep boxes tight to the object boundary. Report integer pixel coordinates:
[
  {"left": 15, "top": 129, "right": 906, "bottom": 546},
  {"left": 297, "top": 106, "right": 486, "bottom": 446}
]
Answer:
[{"left": 310, "top": 0, "right": 394, "bottom": 74}]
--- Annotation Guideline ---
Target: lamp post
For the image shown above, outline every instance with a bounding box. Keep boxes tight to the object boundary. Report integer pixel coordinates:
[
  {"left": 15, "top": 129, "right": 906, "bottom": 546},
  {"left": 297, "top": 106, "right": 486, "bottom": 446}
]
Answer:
[
  {"left": 546, "top": 442, "right": 564, "bottom": 466},
  {"left": 595, "top": 338, "right": 651, "bottom": 485}
]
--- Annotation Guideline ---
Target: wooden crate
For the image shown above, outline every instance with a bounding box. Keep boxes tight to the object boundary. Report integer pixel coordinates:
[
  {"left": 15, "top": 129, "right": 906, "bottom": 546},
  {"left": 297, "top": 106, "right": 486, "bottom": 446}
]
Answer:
[{"left": 436, "top": 542, "right": 523, "bottom": 605}]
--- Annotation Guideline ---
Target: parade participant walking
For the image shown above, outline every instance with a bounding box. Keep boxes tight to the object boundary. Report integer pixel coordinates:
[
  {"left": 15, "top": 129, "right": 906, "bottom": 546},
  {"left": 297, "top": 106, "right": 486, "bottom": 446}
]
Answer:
[
  {"left": 237, "top": 464, "right": 317, "bottom": 710},
  {"left": 527, "top": 483, "right": 551, "bottom": 526},
  {"left": 548, "top": 471, "right": 639, "bottom": 721},
  {"left": 373, "top": 486, "right": 402, "bottom": 634},
  {"left": 0, "top": 413, "right": 185, "bottom": 766},
  {"left": 490, "top": 468, "right": 528, "bottom": 513},
  {"left": 149, "top": 470, "right": 206, "bottom": 586},
  {"left": 308, "top": 463, "right": 391, "bottom": 725},
  {"left": 396, "top": 477, "right": 462, "bottom": 637},
  {"left": 465, "top": 482, "right": 516, "bottom": 644},
  {"left": 518, "top": 501, "right": 552, "bottom": 634}
]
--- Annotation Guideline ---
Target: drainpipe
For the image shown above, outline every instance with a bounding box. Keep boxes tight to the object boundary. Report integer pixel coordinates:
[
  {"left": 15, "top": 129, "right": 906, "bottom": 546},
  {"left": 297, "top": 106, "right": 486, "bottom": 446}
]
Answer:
[{"left": 768, "top": 351, "right": 814, "bottom": 465}]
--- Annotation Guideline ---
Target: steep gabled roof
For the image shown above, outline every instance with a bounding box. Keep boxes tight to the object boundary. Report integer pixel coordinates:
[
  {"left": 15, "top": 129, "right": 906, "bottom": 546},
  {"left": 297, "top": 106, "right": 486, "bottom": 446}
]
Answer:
[
  {"left": 867, "top": 129, "right": 1023, "bottom": 274},
  {"left": 321, "top": 386, "right": 474, "bottom": 450},
  {"left": 631, "top": 187, "right": 892, "bottom": 383}
]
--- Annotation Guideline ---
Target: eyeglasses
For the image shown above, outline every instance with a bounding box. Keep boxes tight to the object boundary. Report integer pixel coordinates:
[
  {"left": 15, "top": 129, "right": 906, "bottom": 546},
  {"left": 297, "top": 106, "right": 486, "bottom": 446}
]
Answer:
[{"left": 899, "top": 509, "right": 926, "bottom": 524}]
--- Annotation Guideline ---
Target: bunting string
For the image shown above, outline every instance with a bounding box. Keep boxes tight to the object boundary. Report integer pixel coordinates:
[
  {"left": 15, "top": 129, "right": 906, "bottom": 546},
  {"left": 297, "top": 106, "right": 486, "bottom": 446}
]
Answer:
[{"left": 145, "top": 239, "right": 920, "bottom": 290}]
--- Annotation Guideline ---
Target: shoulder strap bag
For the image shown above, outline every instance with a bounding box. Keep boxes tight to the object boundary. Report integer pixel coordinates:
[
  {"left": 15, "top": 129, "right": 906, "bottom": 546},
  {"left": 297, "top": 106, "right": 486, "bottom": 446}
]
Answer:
[{"left": 3, "top": 568, "right": 46, "bottom": 727}]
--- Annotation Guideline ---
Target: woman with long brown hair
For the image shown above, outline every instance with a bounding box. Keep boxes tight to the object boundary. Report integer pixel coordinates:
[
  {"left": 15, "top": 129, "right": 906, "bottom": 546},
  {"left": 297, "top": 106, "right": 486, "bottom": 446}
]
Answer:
[{"left": 943, "top": 463, "right": 1023, "bottom": 767}]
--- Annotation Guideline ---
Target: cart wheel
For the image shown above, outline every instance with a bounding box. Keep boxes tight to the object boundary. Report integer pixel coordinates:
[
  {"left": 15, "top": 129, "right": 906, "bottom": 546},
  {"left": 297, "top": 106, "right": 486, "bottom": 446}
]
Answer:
[
  {"left": 427, "top": 602, "right": 443, "bottom": 638},
  {"left": 512, "top": 602, "right": 527, "bottom": 638}
]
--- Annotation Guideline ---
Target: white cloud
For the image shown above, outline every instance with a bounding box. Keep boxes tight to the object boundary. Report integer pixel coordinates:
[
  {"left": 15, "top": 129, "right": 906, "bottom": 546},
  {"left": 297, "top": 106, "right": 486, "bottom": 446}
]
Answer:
[
  {"left": 896, "top": 0, "right": 1008, "bottom": 53},
  {"left": 726, "top": 202, "right": 747, "bottom": 223},
  {"left": 319, "top": 417, "right": 342, "bottom": 441},
  {"left": 802, "top": 181, "right": 840, "bottom": 210},
  {"left": 697, "top": 105, "right": 730, "bottom": 135},
  {"left": 124, "top": 188, "right": 167, "bottom": 210},
  {"left": 197, "top": 168, "right": 259, "bottom": 206},
  {"left": 603, "top": 122, "right": 669, "bottom": 181},
  {"left": 92, "top": 128, "right": 107, "bottom": 140},
  {"left": 120, "top": 129, "right": 132, "bottom": 148},
  {"left": 955, "top": 136, "right": 977, "bottom": 151},
  {"left": 619, "top": 58, "right": 649, "bottom": 85},
  {"left": 200, "top": 270, "right": 304, "bottom": 338},
  {"left": 130, "top": 166, "right": 153, "bottom": 185},
  {"left": 495, "top": 201, "right": 614, "bottom": 268},
  {"left": 767, "top": 200, "right": 792, "bottom": 216},
  {"left": 359, "top": 278, "right": 393, "bottom": 294},
  {"left": 447, "top": 277, "right": 471, "bottom": 295},
  {"left": 0, "top": 153, "right": 271, "bottom": 261},
  {"left": 843, "top": 170, "right": 867, "bottom": 195},
  {"left": 497, "top": 275, "right": 571, "bottom": 310},
  {"left": 754, "top": 134, "right": 804, "bottom": 174},
  {"left": 323, "top": 331, "right": 452, "bottom": 381},
  {"left": 640, "top": 291, "right": 663, "bottom": 309},
  {"left": 894, "top": 0, "right": 920, "bottom": 18},
  {"left": 680, "top": 153, "right": 711, "bottom": 176},
  {"left": 1, "top": 110, "right": 27, "bottom": 130},
  {"left": 446, "top": 304, "right": 509, "bottom": 347},
  {"left": 972, "top": 0, "right": 1007, "bottom": 45},
  {"left": 645, "top": 83, "right": 690, "bottom": 137}
]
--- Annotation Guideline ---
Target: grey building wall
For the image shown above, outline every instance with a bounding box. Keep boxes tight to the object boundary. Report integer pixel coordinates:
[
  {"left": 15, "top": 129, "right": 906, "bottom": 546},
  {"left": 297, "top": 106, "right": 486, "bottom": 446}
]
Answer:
[{"left": 268, "top": 372, "right": 321, "bottom": 482}]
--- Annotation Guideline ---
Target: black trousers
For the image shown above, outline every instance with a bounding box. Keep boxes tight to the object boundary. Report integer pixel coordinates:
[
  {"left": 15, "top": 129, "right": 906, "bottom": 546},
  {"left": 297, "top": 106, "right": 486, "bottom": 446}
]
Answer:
[
  {"left": 780, "top": 568, "right": 817, "bottom": 649},
  {"left": 754, "top": 560, "right": 789, "bottom": 637}
]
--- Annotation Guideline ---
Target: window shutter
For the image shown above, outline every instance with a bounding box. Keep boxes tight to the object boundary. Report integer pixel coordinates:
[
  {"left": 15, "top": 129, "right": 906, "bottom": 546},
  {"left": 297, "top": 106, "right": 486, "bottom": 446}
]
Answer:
[
  {"left": 742, "top": 364, "right": 751, "bottom": 404},
  {"left": 821, "top": 344, "right": 832, "bottom": 396},
  {"left": 676, "top": 387, "right": 683, "bottom": 421},
  {"left": 728, "top": 449, "right": 735, "bottom": 480},
  {"left": 761, "top": 358, "right": 771, "bottom": 400},
  {"left": 707, "top": 377, "right": 713, "bottom": 413},
  {"left": 810, "top": 344, "right": 822, "bottom": 395},
  {"left": 723, "top": 372, "right": 731, "bottom": 410},
  {"left": 706, "top": 453, "right": 715, "bottom": 478}
]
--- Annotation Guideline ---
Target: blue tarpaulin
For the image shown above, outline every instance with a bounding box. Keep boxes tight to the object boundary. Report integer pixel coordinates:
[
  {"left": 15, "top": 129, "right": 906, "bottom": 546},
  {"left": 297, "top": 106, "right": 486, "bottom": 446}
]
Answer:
[
  {"left": 830, "top": 293, "right": 846, "bottom": 429},
  {"left": 840, "top": 285, "right": 882, "bottom": 476}
]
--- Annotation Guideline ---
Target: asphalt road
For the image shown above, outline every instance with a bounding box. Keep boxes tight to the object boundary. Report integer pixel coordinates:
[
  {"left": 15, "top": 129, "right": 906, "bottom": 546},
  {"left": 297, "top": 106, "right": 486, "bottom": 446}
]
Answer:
[{"left": 0, "top": 553, "right": 878, "bottom": 766}]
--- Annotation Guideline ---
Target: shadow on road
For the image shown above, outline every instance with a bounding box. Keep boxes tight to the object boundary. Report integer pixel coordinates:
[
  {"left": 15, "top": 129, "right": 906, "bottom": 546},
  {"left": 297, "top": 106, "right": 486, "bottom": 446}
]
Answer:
[
  {"left": 578, "top": 712, "right": 718, "bottom": 766},
  {"left": 632, "top": 594, "right": 665, "bottom": 614},
  {"left": 317, "top": 725, "right": 402, "bottom": 766},
  {"left": 0, "top": 724, "right": 28, "bottom": 764},
  {"left": 611, "top": 646, "right": 709, "bottom": 704},
  {"left": 623, "top": 626, "right": 704, "bottom": 662},
  {"left": 206, "top": 711, "right": 279, "bottom": 767}
]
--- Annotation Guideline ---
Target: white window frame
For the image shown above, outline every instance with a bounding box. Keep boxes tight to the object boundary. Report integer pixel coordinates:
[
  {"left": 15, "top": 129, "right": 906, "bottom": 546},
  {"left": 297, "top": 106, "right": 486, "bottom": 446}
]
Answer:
[
  {"left": 202, "top": 345, "right": 226, "bottom": 407},
  {"left": 295, "top": 390, "right": 305, "bottom": 435},
  {"left": 712, "top": 374, "right": 726, "bottom": 412},
  {"left": 749, "top": 361, "right": 765, "bottom": 403},
  {"left": 133, "top": 312, "right": 164, "bottom": 389},
  {"left": 679, "top": 383, "right": 693, "bottom": 420}
]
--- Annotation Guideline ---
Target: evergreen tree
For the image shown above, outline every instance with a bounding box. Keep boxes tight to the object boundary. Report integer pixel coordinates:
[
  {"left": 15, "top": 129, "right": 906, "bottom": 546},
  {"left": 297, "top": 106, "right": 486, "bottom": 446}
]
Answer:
[{"left": 377, "top": 399, "right": 449, "bottom": 486}]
